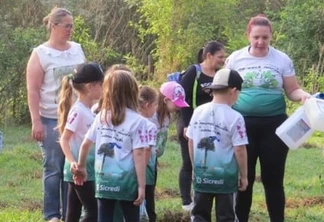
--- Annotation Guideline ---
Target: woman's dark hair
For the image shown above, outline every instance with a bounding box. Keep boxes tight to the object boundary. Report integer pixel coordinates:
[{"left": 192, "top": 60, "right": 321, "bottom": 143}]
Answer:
[{"left": 197, "top": 41, "right": 224, "bottom": 63}]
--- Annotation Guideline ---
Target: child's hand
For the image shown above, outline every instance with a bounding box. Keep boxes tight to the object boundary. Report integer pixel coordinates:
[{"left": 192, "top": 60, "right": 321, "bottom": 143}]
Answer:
[
  {"left": 70, "top": 162, "right": 78, "bottom": 175},
  {"left": 183, "top": 127, "right": 188, "bottom": 140},
  {"left": 238, "top": 176, "right": 248, "bottom": 191},
  {"left": 73, "top": 166, "right": 87, "bottom": 186},
  {"left": 133, "top": 187, "right": 145, "bottom": 206}
]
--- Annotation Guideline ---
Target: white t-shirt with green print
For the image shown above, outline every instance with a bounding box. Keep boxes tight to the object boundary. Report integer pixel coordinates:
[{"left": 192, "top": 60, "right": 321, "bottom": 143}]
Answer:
[
  {"left": 186, "top": 103, "right": 248, "bottom": 194},
  {"left": 149, "top": 112, "right": 170, "bottom": 158},
  {"left": 63, "top": 101, "right": 96, "bottom": 182},
  {"left": 145, "top": 119, "right": 158, "bottom": 185},
  {"left": 225, "top": 46, "right": 295, "bottom": 116},
  {"left": 85, "top": 108, "right": 148, "bottom": 201}
]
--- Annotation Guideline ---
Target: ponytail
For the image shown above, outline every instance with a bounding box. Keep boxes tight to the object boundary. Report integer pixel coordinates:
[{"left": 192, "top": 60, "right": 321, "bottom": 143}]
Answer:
[
  {"left": 197, "top": 47, "right": 204, "bottom": 63},
  {"left": 57, "top": 76, "right": 74, "bottom": 135},
  {"left": 156, "top": 92, "right": 170, "bottom": 128}
]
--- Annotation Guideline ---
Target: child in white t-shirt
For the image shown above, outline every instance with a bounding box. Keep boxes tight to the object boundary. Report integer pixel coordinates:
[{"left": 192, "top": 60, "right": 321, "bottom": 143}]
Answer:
[
  {"left": 75, "top": 70, "right": 147, "bottom": 222},
  {"left": 149, "top": 81, "right": 189, "bottom": 158},
  {"left": 58, "top": 62, "right": 104, "bottom": 222},
  {"left": 138, "top": 85, "right": 158, "bottom": 221},
  {"left": 186, "top": 69, "right": 248, "bottom": 222}
]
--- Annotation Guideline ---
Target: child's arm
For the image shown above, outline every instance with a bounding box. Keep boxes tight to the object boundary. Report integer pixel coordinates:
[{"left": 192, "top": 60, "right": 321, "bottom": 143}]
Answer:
[
  {"left": 144, "top": 146, "right": 152, "bottom": 166},
  {"left": 234, "top": 145, "right": 248, "bottom": 191},
  {"left": 188, "top": 138, "right": 194, "bottom": 167},
  {"left": 59, "top": 129, "right": 76, "bottom": 165},
  {"left": 188, "top": 138, "right": 194, "bottom": 181},
  {"left": 133, "top": 148, "right": 146, "bottom": 206},
  {"left": 75, "top": 138, "right": 93, "bottom": 185}
]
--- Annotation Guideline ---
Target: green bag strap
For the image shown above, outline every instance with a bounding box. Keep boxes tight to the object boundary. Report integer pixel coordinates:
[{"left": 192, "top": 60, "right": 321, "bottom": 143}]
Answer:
[{"left": 192, "top": 64, "right": 201, "bottom": 109}]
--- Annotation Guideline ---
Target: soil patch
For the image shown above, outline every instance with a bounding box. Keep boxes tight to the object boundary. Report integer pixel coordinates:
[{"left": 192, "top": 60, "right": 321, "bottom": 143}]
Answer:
[
  {"left": 158, "top": 210, "right": 190, "bottom": 222},
  {"left": 286, "top": 196, "right": 324, "bottom": 208},
  {"left": 156, "top": 188, "right": 180, "bottom": 199}
]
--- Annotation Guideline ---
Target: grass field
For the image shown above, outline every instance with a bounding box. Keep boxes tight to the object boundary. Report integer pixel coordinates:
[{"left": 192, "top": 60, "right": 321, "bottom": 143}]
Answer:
[{"left": 0, "top": 125, "right": 324, "bottom": 221}]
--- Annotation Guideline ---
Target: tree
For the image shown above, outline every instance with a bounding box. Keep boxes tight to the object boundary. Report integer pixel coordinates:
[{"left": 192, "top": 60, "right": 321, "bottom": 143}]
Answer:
[
  {"left": 128, "top": 0, "right": 237, "bottom": 80},
  {"left": 197, "top": 136, "right": 219, "bottom": 171},
  {"left": 97, "top": 142, "right": 122, "bottom": 174}
]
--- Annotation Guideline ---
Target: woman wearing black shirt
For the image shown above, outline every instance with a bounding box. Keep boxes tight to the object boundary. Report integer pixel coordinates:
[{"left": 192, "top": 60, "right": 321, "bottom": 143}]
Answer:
[{"left": 177, "top": 41, "right": 226, "bottom": 211}]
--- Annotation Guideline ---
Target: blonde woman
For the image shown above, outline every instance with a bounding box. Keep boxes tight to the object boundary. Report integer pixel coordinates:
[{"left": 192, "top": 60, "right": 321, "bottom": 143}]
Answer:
[{"left": 26, "top": 7, "right": 85, "bottom": 222}]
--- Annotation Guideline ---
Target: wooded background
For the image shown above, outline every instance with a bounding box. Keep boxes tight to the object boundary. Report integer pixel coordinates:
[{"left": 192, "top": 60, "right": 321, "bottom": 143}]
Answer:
[{"left": 1, "top": 0, "right": 324, "bottom": 124}]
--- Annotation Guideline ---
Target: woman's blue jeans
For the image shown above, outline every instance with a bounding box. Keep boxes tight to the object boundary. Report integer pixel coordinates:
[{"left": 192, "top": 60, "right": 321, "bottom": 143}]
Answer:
[{"left": 40, "top": 117, "right": 67, "bottom": 220}]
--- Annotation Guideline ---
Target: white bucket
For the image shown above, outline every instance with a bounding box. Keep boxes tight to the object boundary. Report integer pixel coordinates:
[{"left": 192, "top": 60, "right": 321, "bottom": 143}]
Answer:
[
  {"left": 275, "top": 107, "right": 314, "bottom": 150},
  {"left": 304, "top": 97, "right": 324, "bottom": 132}
]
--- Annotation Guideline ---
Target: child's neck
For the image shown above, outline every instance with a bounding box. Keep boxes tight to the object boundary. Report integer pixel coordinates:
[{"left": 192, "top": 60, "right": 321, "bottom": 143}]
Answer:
[
  {"left": 212, "top": 95, "right": 231, "bottom": 106},
  {"left": 79, "top": 95, "right": 93, "bottom": 109},
  {"left": 139, "top": 111, "right": 150, "bottom": 118}
]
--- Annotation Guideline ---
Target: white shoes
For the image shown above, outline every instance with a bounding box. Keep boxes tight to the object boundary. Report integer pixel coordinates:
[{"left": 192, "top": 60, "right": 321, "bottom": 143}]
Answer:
[
  {"left": 182, "top": 202, "right": 194, "bottom": 212},
  {"left": 49, "top": 217, "right": 60, "bottom": 222}
]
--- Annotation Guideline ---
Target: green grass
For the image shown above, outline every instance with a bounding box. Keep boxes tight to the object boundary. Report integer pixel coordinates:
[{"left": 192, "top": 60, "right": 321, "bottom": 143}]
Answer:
[{"left": 1, "top": 125, "right": 324, "bottom": 221}]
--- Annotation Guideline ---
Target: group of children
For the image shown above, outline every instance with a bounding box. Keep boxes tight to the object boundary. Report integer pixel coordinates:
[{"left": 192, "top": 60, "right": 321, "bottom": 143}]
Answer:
[
  {"left": 57, "top": 62, "right": 187, "bottom": 222},
  {"left": 57, "top": 61, "right": 248, "bottom": 222}
]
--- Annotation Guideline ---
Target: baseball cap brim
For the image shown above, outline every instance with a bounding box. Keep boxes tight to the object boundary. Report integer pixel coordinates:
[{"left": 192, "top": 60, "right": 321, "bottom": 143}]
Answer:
[
  {"left": 204, "top": 85, "right": 229, "bottom": 90},
  {"left": 173, "top": 100, "right": 190, "bottom": 108}
]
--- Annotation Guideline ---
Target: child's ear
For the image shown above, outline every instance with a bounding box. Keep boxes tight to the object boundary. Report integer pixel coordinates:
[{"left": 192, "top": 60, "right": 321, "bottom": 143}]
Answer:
[
  {"left": 229, "top": 87, "right": 237, "bottom": 95},
  {"left": 163, "top": 97, "right": 168, "bottom": 104}
]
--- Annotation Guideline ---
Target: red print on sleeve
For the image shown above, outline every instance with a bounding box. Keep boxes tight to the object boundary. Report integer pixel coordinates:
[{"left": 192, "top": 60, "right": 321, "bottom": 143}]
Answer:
[{"left": 68, "top": 112, "right": 78, "bottom": 124}]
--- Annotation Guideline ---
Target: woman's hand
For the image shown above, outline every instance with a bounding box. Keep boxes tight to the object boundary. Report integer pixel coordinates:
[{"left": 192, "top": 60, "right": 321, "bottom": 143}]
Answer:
[
  {"left": 299, "top": 91, "right": 312, "bottom": 104},
  {"left": 283, "top": 76, "right": 311, "bottom": 104},
  {"left": 32, "top": 120, "right": 44, "bottom": 142}
]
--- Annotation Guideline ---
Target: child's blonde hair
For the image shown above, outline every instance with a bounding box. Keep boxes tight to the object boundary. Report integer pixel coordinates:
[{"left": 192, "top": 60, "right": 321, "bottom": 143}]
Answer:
[
  {"left": 94, "top": 64, "right": 132, "bottom": 114},
  {"left": 156, "top": 92, "right": 171, "bottom": 128},
  {"left": 57, "top": 77, "right": 87, "bottom": 135},
  {"left": 101, "top": 70, "right": 138, "bottom": 126},
  {"left": 138, "top": 85, "right": 158, "bottom": 108}
]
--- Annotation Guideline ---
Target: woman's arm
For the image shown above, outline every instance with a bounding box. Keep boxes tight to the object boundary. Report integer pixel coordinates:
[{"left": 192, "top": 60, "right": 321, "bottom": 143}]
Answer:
[
  {"left": 283, "top": 76, "right": 311, "bottom": 104},
  {"left": 26, "top": 51, "right": 45, "bottom": 141}
]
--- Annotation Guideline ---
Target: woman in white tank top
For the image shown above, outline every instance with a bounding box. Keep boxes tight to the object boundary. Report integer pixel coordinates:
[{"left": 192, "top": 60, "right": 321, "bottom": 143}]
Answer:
[{"left": 26, "top": 7, "right": 85, "bottom": 222}]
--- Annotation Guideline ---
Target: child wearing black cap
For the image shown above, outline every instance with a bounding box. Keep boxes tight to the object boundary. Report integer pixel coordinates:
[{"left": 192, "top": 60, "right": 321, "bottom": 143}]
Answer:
[
  {"left": 58, "top": 62, "right": 104, "bottom": 222},
  {"left": 186, "top": 68, "right": 248, "bottom": 222},
  {"left": 75, "top": 70, "right": 147, "bottom": 222}
]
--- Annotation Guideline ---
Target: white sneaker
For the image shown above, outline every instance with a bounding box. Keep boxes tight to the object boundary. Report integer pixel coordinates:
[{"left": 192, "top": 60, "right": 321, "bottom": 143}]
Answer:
[
  {"left": 49, "top": 217, "right": 60, "bottom": 222},
  {"left": 182, "top": 202, "right": 194, "bottom": 212}
]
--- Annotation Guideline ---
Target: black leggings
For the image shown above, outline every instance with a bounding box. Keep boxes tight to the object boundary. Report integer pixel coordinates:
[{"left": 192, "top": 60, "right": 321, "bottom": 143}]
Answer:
[
  {"left": 65, "top": 181, "right": 97, "bottom": 222},
  {"left": 145, "top": 184, "right": 156, "bottom": 222},
  {"left": 98, "top": 198, "right": 139, "bottom": 222},
  {"left": 176, "top": 120, "right": 192, "bottom": 205},
  {"left": 236, "top": 114, "right": 289, "bottom": 222}
]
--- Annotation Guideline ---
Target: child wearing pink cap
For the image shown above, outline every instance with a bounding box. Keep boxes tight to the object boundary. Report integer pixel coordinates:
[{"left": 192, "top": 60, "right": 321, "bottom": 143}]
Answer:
[
  {"left": 149, "top": 81, "right": 189, "bottom": 159},
  {"left": 146, "top": 81, "right": 188, "bottom": 222}
]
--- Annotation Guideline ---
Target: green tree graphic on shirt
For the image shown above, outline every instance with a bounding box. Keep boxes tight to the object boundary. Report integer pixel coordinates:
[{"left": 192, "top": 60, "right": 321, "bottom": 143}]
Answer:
[
  {"left": 97, "top": 142, "right": 121, "bottom": 175},
  {"left": 260, "top": 71, "right": 278, "bottom": 88},
  {"left": 242, "top": 71, "right": 278, "bottom": 89},
  {"left": 197, "top": 136, "right": 219, "bottom": 171},
  {"left": 242, "top": 72, "right": 255, "bottom": 88}
]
